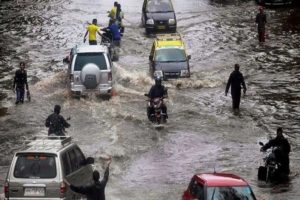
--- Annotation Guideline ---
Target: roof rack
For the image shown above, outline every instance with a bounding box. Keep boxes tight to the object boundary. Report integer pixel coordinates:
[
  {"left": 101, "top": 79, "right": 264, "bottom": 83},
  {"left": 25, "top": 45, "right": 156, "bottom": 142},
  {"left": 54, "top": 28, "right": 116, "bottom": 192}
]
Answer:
[
  {"left": 156, "top": 33, "right": 182, "bottom": 41},
  {"left": 22, "top": 135, "right": 73, "bottom": 151}
]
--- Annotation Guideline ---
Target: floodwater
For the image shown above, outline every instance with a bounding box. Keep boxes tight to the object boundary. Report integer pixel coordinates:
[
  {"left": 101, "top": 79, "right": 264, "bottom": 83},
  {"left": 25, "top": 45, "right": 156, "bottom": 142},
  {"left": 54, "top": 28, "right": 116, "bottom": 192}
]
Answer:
[{"left": 0, "top": 0, "right": 300, "bottom": 199}]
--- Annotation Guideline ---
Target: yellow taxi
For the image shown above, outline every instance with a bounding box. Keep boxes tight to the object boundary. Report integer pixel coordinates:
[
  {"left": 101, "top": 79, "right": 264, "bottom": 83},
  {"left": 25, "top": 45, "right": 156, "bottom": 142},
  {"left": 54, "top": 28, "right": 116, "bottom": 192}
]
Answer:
[{"left": 149, "top": 33, "right": 191, "bottom": 79}]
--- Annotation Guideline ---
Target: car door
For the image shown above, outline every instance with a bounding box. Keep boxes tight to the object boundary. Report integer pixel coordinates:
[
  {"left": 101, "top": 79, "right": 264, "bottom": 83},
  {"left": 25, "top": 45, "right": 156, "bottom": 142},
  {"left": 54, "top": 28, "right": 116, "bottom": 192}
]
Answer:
[
  {"left": 63, "top": 146, "right": 93, "bottom": 199},
  {"left": 61, "top": 152, "right": 78, "bottom": 200},
  {"left": 149, "top": 42, "right": 156, "bottom": 75}
]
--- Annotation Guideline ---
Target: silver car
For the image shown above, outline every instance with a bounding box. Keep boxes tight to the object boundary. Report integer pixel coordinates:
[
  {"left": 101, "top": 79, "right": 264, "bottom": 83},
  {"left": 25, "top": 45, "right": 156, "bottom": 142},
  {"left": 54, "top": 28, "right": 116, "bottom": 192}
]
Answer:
[
  {"left": 4, "top": 136, "right": 94, "bottom": 200},
  {"left": 67, "top": 45, "right": 113, "bottom": 97}
]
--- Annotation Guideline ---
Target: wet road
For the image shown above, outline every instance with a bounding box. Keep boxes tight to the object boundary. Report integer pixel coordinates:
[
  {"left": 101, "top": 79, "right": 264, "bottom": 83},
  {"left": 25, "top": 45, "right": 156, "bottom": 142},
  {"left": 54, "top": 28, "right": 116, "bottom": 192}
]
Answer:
[{"left": 0, "top": 0, "right": 300, "bottom": 199}]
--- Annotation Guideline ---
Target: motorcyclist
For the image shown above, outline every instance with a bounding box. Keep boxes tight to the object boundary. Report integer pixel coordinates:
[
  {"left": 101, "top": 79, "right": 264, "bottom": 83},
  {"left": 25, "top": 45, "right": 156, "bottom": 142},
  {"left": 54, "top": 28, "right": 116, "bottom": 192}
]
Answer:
[
  {"left": 45, "top": 105, "right": 70, "bottom": 136},
  {"left": 101, "top": 20, "right": 121, "bottom": 47},
  {"left": 261, "top": 127, "right": 291, "bottom": 175},
  {"left": 147, "top": 76, "right": 168, "bottom": 120}
]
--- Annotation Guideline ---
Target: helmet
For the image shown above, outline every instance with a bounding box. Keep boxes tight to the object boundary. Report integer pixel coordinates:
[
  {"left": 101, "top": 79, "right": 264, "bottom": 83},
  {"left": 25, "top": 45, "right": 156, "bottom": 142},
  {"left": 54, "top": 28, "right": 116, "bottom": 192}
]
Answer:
[{"left": 154, "top": 76, "right": 162, "bottom": 86}]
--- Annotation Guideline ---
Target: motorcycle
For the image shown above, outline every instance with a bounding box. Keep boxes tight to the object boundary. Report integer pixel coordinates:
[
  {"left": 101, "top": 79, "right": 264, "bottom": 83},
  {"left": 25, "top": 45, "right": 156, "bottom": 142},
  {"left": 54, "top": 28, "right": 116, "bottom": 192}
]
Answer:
[
  {"left": 145, "top": 94, "right": 167, "bottom": 124},
  {"left": 258, "top": 142, "right": 287, "bottom": 183}
]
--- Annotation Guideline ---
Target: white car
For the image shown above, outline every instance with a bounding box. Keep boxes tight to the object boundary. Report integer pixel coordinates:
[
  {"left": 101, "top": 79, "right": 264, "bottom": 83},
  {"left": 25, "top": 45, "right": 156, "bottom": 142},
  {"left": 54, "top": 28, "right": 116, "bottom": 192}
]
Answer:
[{"left": 66, "top": 45, "right": 113, "bottom": 97}]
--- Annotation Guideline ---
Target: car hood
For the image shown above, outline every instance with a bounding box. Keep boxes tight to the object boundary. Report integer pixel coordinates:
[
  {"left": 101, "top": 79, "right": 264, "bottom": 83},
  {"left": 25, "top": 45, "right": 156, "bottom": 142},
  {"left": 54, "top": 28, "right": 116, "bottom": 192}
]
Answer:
[
  {"left": 155, "top": 61, "right": 188, "bottom": 72},
  {"left": 146, "top": 12, "right": 175, "bottom": 21}
]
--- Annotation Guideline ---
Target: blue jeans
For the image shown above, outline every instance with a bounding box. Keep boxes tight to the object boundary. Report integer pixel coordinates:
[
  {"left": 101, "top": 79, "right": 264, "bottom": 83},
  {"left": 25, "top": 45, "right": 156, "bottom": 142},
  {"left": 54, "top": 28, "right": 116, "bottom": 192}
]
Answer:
[{"left": 16, "top": 88, "right": 25, "bottom": 103}]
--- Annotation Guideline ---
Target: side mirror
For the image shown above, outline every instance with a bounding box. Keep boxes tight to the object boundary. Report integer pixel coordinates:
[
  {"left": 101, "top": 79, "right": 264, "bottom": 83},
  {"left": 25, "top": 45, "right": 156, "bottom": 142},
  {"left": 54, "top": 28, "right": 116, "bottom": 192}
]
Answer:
[
  {"left": 149, "top": 55, "right": 153, "bottom": 60},
  {"left": 144, "top": 93, "right": 149, "bottom": 97},
  {"left": 85, "top": 157, "right": 95, "bottom": 165},
  {"left": 187, "top": 55, "right": 191, "bottom": 60},
  {"left": 259, "top": 142, "right": 264, "bottom": 146}
]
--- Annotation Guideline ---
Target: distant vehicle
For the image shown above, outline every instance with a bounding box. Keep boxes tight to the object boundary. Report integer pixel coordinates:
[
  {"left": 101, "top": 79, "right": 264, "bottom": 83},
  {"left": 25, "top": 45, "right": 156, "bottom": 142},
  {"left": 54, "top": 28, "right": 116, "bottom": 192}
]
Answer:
[
  {"left": 149, "top": 33, "right": 191, "bottom": 80},
  {"left": 256, "top": 0, "right": 293, "bottom": 6},
  {"left": 4, "top": 136, "right": 95, "bottom": 200},
  {"left": 65, "top": 45, "right": 113, "bottom": 97},
  {"left": 182, "top": 173, "right": 257, "bottom": 200},
  {"left": 141, "top": 0, "right": 177, "bottom": 34}
]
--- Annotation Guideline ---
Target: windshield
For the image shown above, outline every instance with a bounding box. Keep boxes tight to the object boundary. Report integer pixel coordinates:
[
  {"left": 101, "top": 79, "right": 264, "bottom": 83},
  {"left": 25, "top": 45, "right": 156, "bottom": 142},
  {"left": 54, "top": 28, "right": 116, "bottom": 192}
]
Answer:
[
  {"left": 155, "top": 48, "right": 186, "bottom": 62},
  {"left": 74, "top": 53, "right": 107, "bottom": 71},
  {"left": 146, "top": 0, "right": 173, "bottom": 12},
  {"left": 207, "top": 186, "right": 256, "bottom": 200},
  {"left": 14, "top": 154, "right": 57, "bottom": 178}
]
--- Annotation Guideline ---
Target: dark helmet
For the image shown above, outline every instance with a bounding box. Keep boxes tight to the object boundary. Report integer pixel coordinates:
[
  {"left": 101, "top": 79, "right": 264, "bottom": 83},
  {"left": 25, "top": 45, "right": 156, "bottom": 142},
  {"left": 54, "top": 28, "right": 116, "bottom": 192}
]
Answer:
[
  {"left": 154, "top": 76, "right": 162, "bottom": 86},
  {"left": 93, "top": 170, "right": 100, "bottom": 181},
  {"left": 54, "top": 105, "right": 61, "bottom": 114}
]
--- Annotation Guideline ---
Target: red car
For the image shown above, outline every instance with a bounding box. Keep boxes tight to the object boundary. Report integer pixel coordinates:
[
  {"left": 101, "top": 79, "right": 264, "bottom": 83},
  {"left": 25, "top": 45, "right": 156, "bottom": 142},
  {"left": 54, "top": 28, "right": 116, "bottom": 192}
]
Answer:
[{"left": 182, "top": 173, "right": 257, "bottom": 200}]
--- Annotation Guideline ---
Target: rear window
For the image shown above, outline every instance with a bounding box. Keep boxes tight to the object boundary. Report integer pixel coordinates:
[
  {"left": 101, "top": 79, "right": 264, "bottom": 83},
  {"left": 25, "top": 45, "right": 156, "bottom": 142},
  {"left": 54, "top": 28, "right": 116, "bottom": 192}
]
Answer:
[
  {"left": 74, "top": 53, "right": 107, "bottom": 71},
  {"left": 14, "top": 154, "right": 57, "bottom": 178}
]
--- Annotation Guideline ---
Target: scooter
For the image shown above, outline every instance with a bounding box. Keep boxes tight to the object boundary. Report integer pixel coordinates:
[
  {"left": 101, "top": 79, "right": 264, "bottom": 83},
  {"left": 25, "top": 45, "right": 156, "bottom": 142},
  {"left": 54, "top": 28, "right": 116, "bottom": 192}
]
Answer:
[{"left": 258, "top": 142, "right": 287, "bottom": 183}]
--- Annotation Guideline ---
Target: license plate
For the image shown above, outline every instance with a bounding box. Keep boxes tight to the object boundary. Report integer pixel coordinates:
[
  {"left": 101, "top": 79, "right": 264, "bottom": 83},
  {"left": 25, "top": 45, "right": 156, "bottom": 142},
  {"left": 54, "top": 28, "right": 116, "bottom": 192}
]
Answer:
[
  {"left": 157, "top": 25, "right": 165, "bottom": 30},
  {"left": 24, "top": 187, "right": 45, "bottom": 196}
]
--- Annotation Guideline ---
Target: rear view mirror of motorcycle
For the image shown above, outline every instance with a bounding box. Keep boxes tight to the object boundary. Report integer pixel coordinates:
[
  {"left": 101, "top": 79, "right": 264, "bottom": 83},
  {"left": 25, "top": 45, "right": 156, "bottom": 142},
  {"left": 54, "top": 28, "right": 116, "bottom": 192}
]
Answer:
[{"left": 259, "top": 142, "right": 264, "bottom": 146}]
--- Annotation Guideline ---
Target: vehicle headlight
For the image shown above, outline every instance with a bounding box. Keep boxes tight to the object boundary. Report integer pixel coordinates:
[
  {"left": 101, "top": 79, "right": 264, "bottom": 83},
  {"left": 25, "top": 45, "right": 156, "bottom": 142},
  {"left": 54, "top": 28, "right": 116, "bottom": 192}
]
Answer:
[
  {"left": 154, "top": 70, "right": 163, "bottom": 77},
  {"left": 146, "top": 19, "right": 154, "bottom": 25},
  {"left": 180, "top": 69, "right": 189, "bottom": 77},
  {"left": 168, "top": 19, "right": 176, "bottom": 25}
]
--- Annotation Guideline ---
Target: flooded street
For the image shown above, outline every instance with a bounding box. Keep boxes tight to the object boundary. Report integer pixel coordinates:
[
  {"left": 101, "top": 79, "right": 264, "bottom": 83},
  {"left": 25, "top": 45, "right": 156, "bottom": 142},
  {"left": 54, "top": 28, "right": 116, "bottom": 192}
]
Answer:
[{"left": 0, "top": 0, "right": 300, "bottom": 199}]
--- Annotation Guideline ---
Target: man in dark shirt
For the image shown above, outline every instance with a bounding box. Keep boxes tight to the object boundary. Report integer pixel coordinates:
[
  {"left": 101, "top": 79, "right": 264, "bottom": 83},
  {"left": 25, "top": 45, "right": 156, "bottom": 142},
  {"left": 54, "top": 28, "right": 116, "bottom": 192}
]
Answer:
[
  {"left": 261, "top": 127, "right": 291, "bottom": 174},
  {"left": 225, "top": 64, "right": 247, "bottom": 111},
  {"left": 67, "top": 158, "right": 112, "bottom": 200},
  {"left": 45, "top": 105, "right": 70, "bottom": 136},
  {"left": 13, "top": 62, "right": 29, "bottom": 104},
  {"left": 256, "top": 7, "right": 267, "bottom": 43}
]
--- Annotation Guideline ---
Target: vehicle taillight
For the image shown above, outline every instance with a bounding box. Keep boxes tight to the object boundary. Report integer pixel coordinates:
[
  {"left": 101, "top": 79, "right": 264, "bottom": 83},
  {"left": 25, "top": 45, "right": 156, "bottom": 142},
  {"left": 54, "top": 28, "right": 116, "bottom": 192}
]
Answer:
[
  {"left": 108, "top": 72, "right": 112, "bottom": 81},
  {"left": 60, "top": 181, "right": 67, "bottom": 195},
  {"left": 4, "top": 181, "right": 9, "bottom": 198},
  {"left": 70, "top": 74, "right": 74, "bottom": 82}
]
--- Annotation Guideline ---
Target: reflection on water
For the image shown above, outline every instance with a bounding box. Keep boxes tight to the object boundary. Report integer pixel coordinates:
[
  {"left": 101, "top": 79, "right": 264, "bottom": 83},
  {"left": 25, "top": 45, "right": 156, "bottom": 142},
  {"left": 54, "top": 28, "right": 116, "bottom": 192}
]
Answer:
[{"left": 0, "top": 0, "right": 300, "bottom": 199}]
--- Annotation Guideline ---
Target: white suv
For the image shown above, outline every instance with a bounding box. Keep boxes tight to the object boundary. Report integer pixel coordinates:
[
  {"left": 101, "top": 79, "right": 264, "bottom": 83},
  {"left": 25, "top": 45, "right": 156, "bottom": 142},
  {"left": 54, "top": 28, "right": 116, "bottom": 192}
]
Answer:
[
  {"left": 67, "top": 45, "right": 113, "bottom": 97},
  {"left": 4, "top": 136, "right": 94, "bottom": 200}
]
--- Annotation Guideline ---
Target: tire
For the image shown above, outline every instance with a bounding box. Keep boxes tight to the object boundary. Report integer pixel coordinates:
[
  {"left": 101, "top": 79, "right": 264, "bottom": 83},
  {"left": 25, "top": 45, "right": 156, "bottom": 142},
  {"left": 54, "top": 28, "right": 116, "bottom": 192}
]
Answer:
[{"left": 258, "top": 166, "right": 267, "bottom": 181}]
